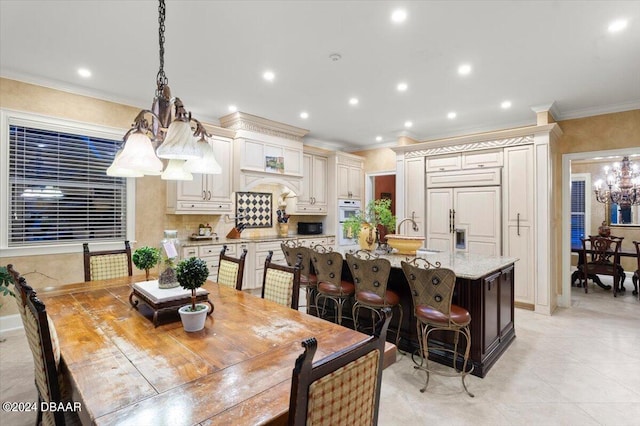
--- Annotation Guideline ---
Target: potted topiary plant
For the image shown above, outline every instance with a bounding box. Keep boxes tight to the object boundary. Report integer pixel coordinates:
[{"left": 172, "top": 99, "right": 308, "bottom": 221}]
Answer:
[
  {"left": 342, "top": 199, "right": 396, "bottom": 250},
  {"left": 132, "top": 246, "right": 161, "bottom": 281},
  {"left": 176, "top": 257, "right": 210, "bottom": 332}
]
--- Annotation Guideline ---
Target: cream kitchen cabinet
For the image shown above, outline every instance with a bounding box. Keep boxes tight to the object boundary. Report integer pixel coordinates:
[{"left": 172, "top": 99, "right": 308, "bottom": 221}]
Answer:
[
  {"left": 166, "top": 136, "right": 233, "bottom": 214},
  {"left": 503, "top": 145, "right": 535, "bottom": 307},
  {"left": 296, "top": 152, "right": 328, "bottom": 214},
  {"left": 426, "top": 186, "right": 501, "bottom": 256},
  {"left": 425, "top": 149, "right": 503, "bottom": 173},
  {"left": 403, "top": 157, "right": 425, "bottom": 236},
  {"left": 336, "top": 154, "right": 363, "bottom": 200},
  {"left": 251, "top": 241, "right": 286, "bottom": 291},
  {"left": 182, "top": 242, "right": 238, "bottom": 282}
]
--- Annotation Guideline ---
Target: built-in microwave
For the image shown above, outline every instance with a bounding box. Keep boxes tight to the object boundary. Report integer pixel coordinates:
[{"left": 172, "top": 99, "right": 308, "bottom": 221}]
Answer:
[{"left": 297, "top": 222, "right": 323, "bottom": 235}]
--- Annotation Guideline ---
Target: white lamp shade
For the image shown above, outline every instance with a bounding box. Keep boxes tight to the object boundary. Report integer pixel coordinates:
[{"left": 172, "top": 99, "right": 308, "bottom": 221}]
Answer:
[
  {"left": 156, "top": 120, "right": 200, "bottom": 160},
  {"left": 183, "top": 139, "right": 222, "bottom": 174},
  {"left": 106, "top": 149, "right": 144, "bottom": 177},
  {"left": 116, "top": 132, "right": 163, "bottom": 175},
  {"left": 161, "top": 159, "right": 194, "bottom": 181}
]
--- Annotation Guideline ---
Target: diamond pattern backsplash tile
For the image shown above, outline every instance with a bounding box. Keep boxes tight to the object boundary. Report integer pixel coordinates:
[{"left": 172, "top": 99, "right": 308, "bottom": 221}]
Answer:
[{"left": 236, "top": 192, "right": 272, "bottom": 228}]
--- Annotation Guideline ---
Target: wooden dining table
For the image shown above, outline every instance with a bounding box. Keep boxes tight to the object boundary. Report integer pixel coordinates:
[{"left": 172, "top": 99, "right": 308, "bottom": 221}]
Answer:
[{"left": 39, "top": 276, "right": 396, "bottom": 426}]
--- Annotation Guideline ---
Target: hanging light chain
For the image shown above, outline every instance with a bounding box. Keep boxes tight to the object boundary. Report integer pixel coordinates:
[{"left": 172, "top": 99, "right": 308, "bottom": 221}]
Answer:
[{"left": 156, "top": 0, "right": 168, "bottom": 93}]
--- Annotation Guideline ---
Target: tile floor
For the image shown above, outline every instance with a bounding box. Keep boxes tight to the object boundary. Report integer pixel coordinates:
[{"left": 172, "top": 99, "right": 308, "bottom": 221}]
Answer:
[{"left": 1, "top": 277, "right": 638, "bottom": 425}]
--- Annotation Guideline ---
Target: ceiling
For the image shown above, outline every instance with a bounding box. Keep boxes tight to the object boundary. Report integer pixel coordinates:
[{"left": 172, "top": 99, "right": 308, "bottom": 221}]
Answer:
[{"left": 1, "top": 1, "right": 639, "bottom": 151}]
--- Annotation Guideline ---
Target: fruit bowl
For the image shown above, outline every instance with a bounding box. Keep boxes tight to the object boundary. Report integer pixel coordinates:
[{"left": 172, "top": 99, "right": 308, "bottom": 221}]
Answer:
[{"left": 384, "top": 234, "right": 425, "bottom": 255}]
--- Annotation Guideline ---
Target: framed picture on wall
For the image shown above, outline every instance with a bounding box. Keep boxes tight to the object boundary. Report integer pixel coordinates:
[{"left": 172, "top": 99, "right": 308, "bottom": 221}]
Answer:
[{"left": 265, "top": 156, "right": 285, "bottom": 174}]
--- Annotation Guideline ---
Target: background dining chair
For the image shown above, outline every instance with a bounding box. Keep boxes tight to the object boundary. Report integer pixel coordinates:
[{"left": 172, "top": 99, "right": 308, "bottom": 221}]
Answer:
[
  {"left": 261, "top": 250, "right": 302, "bottom": 309},
  {"left": 217, "top": 245, "right": 248, "bottom": 290},
  {"left": 15, "top": 271, "right": 81, "bottom": 425},
  {"left": 281, "top": 240, "right": 317, "bottom": 311},
  {"left": 401, "top": 258, "right": 474, "bottom": 397},
  {"left": 346, "top": 250, "right": 403, "bottom": 350},
  {"left": 83, "top": 240, "right": 133, "bottom": 282},
  {"left": 288, "top": 308, "right": 391, "bottom": 426},
  {"left": 309, "top": 245, "right": 354, "bottom": 325},
  {"left": 579, "top": 235, "right": 626, "bottom": 296},
  {"left": 632, "top": 240, "right": 639, "bottom": 299}
]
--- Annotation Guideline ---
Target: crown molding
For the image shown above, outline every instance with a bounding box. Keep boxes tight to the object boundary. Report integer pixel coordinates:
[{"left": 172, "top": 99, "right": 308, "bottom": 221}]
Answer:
[{"left": 219, "top": 111, "right": 309, "bottom": 142}]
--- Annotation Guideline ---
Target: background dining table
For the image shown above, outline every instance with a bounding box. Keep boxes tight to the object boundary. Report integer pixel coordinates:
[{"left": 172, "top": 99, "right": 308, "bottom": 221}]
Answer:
[{"left": 39, "top": 276, "right": 396, "bottom": 425}]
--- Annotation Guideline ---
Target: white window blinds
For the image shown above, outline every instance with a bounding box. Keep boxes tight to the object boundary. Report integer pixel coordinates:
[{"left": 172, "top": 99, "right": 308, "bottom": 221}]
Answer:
[
  {"left": 8, "top": 125, "right": 126, "bottom": 246},
  {"left": 570, "top": 179, "right": 586, "bottom": 247}
]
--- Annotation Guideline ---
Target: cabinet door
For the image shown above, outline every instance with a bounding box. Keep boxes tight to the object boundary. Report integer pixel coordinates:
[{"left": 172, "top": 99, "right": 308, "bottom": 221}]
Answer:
[
  {"left": 311, "top": 155, "right": 328, "bottom": 208},
  {"left": 348, "top": 166, "right": 363, "bottom": 200},
  {"left": 504, "top": 146, "right": 533, "bottom": 226},
  {"left": 208, "top": 137, "right": 232, "bottom": 205},
  {"left": 426, "top": 154, "right": 461, "bottom": 172},
  {"left": 461, "top": 149, "right": 503, "bottom": 169},
  {"left": 499, "top": 266, "right": 514, "bottom": 337},
  {"left": 298, "top": 153, "right": 313, "bottom": 205},
  {"left": 482, "top": 271, "right": 501, "bottom": 356},
  {"left": 405, "top": 157, "right": 425, "bottom": 236},
  {"left": 507, "top": 224, "right": 534, "bottom": 305},
  {"left": 177, "top": 176, "right": 206, "bottom": 202},
  {"left": 426, "top": 188, "right": 453, "bottom": 252},
  {"left": 454, "top": 186, "right": 501, "bottom": 256},
  {"left": 337, "top": 164, "right": 350, "bottom": 199}
]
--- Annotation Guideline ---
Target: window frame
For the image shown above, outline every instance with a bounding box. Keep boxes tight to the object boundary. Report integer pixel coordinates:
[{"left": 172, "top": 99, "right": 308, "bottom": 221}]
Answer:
[{"left": 0, "top": 109, "right": 136, "bottom": 256}]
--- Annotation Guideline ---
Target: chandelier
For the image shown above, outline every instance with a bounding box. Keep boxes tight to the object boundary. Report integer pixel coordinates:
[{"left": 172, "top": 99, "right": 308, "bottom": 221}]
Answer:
[
  {"left": 593, "top": 156, "right": 640, "bottom": 207},
  {"left": 107, "top": 0, "right": 220, "bottom": 180}
]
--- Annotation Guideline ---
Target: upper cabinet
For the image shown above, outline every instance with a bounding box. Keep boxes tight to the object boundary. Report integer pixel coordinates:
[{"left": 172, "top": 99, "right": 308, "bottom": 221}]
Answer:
[
  {"left": 426, "top": 149, "right": 503, "bottom": 173},
  {"left": 166, "top": 134, "right": 234, "bottom": 214},
  {"left": 220, "top": 111, "right": 309, "bottom": 194},
  {"left": 336, "top": 153, "right": 363, "bottom": 200},
  {"left": 296, "top": 151, "right": 328, "bottom": 214}
]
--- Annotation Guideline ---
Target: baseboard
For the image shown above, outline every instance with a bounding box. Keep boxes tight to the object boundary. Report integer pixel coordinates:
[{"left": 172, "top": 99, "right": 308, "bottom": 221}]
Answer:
[
  {"left": 0, "top": 314, "right": 23, "bottom": 334},
  {"left": 514, "top": 301, "right": 535, "bottom": 311}
]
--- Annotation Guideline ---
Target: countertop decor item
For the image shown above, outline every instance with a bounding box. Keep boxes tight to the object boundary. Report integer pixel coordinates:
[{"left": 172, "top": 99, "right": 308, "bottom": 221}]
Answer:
[
  {"left": 176, "top": 257, "right": 210, "bottom": 332},
  {"left": 132, "top": 246, "right": 161, "bottom": 281},
  {"left": 342, "top": 199, "right": 396, "bottom": 250},
  {"left": 159, "top": 230, "right": 180, "bottom": 289}
]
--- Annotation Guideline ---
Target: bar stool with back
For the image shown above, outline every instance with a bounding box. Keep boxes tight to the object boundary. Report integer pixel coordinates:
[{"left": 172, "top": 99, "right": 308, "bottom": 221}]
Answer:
[
  {"left": 401, "top": 258, "right": 474, "bottom": 397},
  {"left": 309, "top": 245, "right": 354, "bottom": 325}
]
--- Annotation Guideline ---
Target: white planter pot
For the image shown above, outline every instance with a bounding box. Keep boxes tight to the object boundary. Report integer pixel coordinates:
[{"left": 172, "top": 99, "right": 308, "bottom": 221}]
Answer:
[{"left": 178, "top": 304, "right": 209, "bottom": 332}]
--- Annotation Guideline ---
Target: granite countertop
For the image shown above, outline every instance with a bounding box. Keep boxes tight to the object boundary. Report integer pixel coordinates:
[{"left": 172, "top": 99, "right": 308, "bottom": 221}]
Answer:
[
  {"left": 336, "top": 247, "right": 518, "bottom": 280},
  {"left": 182, "top": 234, "right": 335, "bottom": 247}
]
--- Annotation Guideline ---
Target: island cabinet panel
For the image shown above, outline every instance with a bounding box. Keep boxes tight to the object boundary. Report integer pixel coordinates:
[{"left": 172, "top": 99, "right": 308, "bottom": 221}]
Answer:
[{"left": 482, "top": 271, "right": 501, "bottom": 358}]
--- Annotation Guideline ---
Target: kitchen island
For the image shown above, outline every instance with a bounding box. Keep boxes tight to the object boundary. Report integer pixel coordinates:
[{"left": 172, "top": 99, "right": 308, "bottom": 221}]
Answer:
[{"left": 333, "top": 249, "right": 518, "bottom": 378}]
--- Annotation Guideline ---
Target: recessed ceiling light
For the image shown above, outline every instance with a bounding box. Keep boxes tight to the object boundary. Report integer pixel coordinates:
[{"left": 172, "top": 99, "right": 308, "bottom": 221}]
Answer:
[
  {"left": 608, "top": 19, "right": 628, "bottom": 33},
  {"left": 447, "top": 112, "right": 457, "bottom": 119},
  {"left": 77, "top": 68, "right": 91, "bottom": 78},
  {"left": 349, "top": 97, "right": 359, "bottom": 105},
  {"left": 458, "top": 64, "right": 472, "bottom": 75},
  {"left": 404, "top": 121, "right": 413, "bottom": 128},
  {"left": 391, "top": 9, "right": 407, "bottom": 23},
  {"left": 376, "top": 136, "right": 383, "bottom": 142},
  {"left": 263, "top": 70, "right": 275, "bottom": 81},
  {"left": 300, "top": 111, "right": 309, "bottom": 119},
  {"left": 397, "top": 82, "right": 408, "bottom": 92},
  {"left": 228, "top": 105, "right": 238, "bottom": 113},
  {"left": 501, "top": 100, "right": 512, "bottom": 109}
]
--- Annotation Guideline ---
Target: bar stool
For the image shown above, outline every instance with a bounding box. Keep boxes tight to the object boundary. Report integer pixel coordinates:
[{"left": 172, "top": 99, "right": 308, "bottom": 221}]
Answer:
[
  {"left": 346, "top": 250, "right": 403, "bottom": 349},
  {"left": 401, "top": 258, "right": 474, "bottom": 397},
  {"left": 309, "top": 245, "right": 354, "bottom": 325}
]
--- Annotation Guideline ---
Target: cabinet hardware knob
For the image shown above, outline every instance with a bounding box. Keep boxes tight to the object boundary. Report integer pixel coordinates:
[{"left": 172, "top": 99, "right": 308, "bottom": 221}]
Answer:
[{"left": 478, "top": 164, "right": 484, "bottom": 168}]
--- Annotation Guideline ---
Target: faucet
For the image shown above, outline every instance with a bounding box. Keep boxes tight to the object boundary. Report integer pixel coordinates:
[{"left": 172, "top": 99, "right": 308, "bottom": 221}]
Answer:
[{"left": 396, "top": 218, "right": 419, "bottom": 234}]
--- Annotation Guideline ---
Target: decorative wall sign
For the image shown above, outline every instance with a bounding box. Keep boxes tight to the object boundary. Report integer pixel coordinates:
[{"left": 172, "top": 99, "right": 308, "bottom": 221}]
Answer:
[
  {"left": 265, "top": 156, "right": 285, "bottom": 174},
  {"left": 236, "top": 192, "right": 272, "bottom": 228}
]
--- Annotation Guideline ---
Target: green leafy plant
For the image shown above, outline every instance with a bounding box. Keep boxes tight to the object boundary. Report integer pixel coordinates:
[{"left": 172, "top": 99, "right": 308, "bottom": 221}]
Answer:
[
  {"left": 132, "top": 246, "right": 161, "bottom": 280},
  {"left": 0, "top": 265, "right": 16, "bottom": 302},
  {"left": 342, "top": 199, "right": 396, "bottom": 240},
  {"left": 176, "top": 257, "right": 209, "bottom": 312}
]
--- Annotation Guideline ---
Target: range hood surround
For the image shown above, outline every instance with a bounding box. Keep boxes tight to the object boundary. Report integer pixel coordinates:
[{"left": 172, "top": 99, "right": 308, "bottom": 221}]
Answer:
[{"left": 220, "top": 112, "right": 309, "bottom": 194}]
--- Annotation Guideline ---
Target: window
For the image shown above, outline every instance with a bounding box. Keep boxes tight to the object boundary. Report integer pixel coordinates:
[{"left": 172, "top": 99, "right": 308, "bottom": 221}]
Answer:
[
  {"left": 1, "top": 111, "right": 134, "bottom": 255},
  {"left": 570, "top": 174, "right": 590, "bottom": 247}
]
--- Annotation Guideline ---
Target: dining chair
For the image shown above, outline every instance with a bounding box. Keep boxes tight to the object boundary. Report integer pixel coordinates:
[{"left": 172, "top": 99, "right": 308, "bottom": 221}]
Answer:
[
  {"left": 217, "top": 244, "right": 248, "bottom": 290},
  {"left": 632, "top": 240, "right": 639, "bottom": 300},
  {"left": 309, "top": 245, "right": 354, "bottom": 325},
  {"left": 261, "top": 250, "right": 302, "bottom": 309},
  {"left": 579, "top": 235, "right": 626, "bottom": 296},
  {"left": 281, "top": 240, "right": 317, "bottom": 311},
  {"left": 288, "top": 308, "right": 392, "bottom": 426},
  {"left": 346, "top": 250, "right": 403, "bottom": 350},
  {"left": 13, "top": 269, "right": 81, "bottom": 425},
  {"left": 83, "top": 240, "right": 133, "bottom": 282},
  {"left": 401, "top": 258, "right": 474, "bottom": 397}
]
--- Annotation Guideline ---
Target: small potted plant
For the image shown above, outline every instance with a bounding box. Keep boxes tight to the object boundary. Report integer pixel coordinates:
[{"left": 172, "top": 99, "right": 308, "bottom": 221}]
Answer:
[
  {"left": 176, "top": 257, "right": 210, "bottom": 332},
  {"left": 132, "top": 246, "right": 161, "bottom": 281},
  {"left": 342, "top": 199, "right": 396, "bottom": 250}
]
